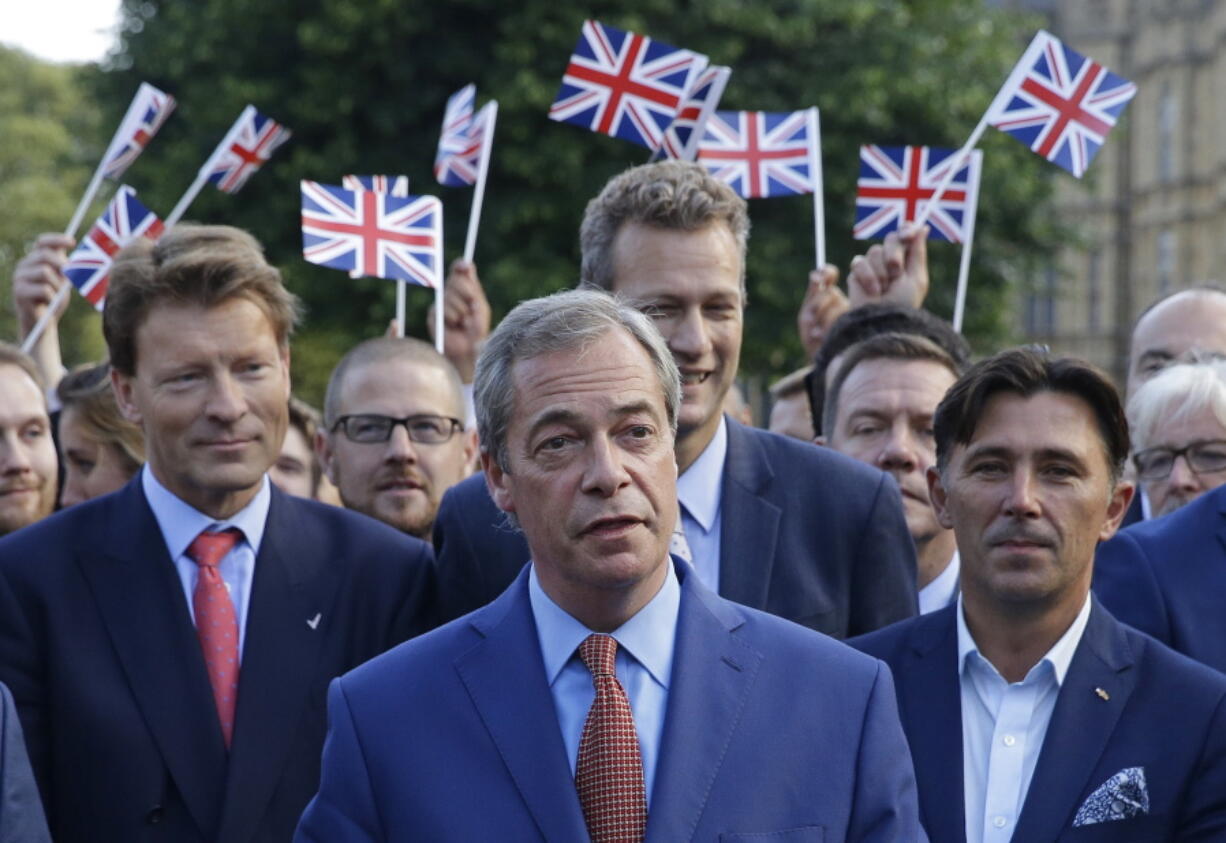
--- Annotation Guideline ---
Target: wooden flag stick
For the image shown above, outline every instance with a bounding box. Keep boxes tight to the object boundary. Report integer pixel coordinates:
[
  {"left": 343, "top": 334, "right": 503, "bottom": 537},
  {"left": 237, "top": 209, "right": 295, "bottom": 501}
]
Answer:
[
  {"left": 952, "top": 151, "right": 985, "bottom": 333},
  {"left": 463, "top": 101, "right": 498, "bottom": 263},
  {"left": 807, "top": 107, "right": 826, "bottom": 269}
]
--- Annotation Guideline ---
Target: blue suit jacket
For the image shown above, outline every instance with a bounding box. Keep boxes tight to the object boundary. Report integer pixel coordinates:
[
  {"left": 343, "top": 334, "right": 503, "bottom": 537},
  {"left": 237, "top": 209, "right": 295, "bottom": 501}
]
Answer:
[
  {"left": 0, "top": 682, "right": 48, "bottom": 843},
  {"left": 295, "top": 562, "right": 924, "bottom": 841},
  {"left": 851, "top": 600, "right": 1226, "bottom": 842},
  {"left": 1094, "top": 483, "right": 1226, "bottom": 674},
  {"left": 0, "top": 477, "right": 436, "bottom": 843},
  {"left": 434, "top": 417, "right": 918, "bottom": 637}
]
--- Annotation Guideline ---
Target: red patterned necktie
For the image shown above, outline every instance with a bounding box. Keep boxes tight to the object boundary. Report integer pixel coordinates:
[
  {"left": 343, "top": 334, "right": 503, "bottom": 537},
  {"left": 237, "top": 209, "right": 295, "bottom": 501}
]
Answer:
[
  {"left": 186, "top": 528, "right": 242, "bottom": 748},
  {"left": 575, "top": 633, "right": 647, "bottom": 843}
]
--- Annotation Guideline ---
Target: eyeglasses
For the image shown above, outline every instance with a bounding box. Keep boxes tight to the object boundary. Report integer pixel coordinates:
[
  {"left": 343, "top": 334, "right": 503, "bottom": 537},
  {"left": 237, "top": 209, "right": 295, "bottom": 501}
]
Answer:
[
  {"left": 1133, "top": 440, "right": 1226, "bottom": 481},
  {"left": 331, "top": 414, "right": 463, "bottom": 445}
]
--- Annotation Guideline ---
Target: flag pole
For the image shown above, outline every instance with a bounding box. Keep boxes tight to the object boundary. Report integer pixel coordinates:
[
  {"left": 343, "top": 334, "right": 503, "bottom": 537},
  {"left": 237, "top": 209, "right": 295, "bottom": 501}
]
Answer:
[
  {"left": 807, "top": 107, "right": 826, "bottom": 269},
  {"left": 165, "top": 172, "right": 208, "bottom": 228},
  {"left": 952, "top": 151, "right": 984, "bottom": 333},
  {"left": 20, "top": 287, "right": 70, "bottom": 353},
  {"left": 463, "top": 101, "right": 497, "bottom": 263},
  {"left": 433, "top": 284, "right": 444, "bottom": 354},
  {"left": 65, "top": 166, "right": 107, "bottom": 239},
  {"left": 435, "top": 199, "right": 446, "bottom": 355},
  {"left": 396, "top": 281, "right": 407, "bottom": 338}
]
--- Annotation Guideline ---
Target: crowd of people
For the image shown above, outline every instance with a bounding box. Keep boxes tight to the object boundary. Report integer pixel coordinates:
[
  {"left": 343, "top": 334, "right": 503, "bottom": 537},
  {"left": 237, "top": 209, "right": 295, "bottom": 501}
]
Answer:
[{"left": 0, "top": 159, "right": 1224, "bottom": 841}]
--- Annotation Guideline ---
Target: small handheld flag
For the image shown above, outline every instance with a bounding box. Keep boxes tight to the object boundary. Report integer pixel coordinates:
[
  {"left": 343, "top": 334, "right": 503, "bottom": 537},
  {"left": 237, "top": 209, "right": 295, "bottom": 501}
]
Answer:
[
  {"left": 434, "top": 85, "right": 478, "bottom": 186},
  {"left": 343, "top": 175, "right": 410, "bottom": 197},
  {"left": 63, "top": 186, "right": 165, "bottom": 311},
  {"left": 654, "top": 65, "right": 731, "bottom": 162},
  {"left": 855, "top": 145, "right": 978, "bottom": 243},
  {"left": 549, "top": 20, "right": 707, "bottom": 151}
]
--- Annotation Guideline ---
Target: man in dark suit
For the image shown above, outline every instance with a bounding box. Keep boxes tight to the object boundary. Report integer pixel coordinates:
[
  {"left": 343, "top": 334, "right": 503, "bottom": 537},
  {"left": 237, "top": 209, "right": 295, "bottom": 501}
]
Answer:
[
  {"left": 0, "top": 681, "right": 48, "bottom": 843},
  {"left": 435, "top": 160, "right": 917, "bottom": 637},
  {"left": 853, "top": 349, "right": 1226, "bottom": 841},
  {"left": 297, "top": 289, "right": 922, "bottom": 841},
  {"left": 0, "top": 225, "right": 435, "bottom": 842}
]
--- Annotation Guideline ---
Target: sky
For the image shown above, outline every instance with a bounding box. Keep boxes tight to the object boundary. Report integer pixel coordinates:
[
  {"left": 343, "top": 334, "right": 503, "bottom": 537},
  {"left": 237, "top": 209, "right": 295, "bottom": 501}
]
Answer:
[{"left": 2, "top": 0, "right": 122, "bottom": 64}]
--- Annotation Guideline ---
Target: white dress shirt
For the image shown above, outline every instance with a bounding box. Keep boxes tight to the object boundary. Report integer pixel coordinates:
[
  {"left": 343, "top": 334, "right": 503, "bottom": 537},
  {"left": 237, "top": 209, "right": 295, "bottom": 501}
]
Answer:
[
  {"left": 676, "top": 416, "right": 727, "bottom": 593},
  {"left": 919, "top": 550, "right": 960, "bottom": 615},
  {"left": 141, "top": 465, "right": 271, "bottom": 660},
  {"left": 958, "top": 593, "right": 1092, "bottom": 843},
  {"left": 528, "top": 561, "right": 680, "bottom": 807}
]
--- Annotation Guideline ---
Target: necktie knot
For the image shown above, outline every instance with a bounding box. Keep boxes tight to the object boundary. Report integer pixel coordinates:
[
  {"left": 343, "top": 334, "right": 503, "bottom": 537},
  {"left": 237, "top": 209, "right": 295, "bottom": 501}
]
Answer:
[
  {"left": 187, "top": 528, "right": 242, "bottom": 570},
  {"left": 578, "top": 633, "right": 618, "bottom": 678}
]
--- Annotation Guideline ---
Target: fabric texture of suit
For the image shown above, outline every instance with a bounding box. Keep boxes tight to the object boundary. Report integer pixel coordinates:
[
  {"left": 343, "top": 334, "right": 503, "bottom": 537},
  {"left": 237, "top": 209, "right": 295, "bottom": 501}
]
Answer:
[
  {"left": 0, "top": 682, "right": 48, "bottom": 843},
  {"left": 434, "top": 416, "right": 918, "bottom": 637},
  {"left": 0, "top": 477, "right": 436, "bottom": 843},
  {"left": 851, "top": 600, "right": 1226, "bottom": 841},
  {"left": 296, "top": 561, "right": 924, "bottom": 841},
  {"left": 1094, "top": 482, "right": 1226, "bottom": 674}
]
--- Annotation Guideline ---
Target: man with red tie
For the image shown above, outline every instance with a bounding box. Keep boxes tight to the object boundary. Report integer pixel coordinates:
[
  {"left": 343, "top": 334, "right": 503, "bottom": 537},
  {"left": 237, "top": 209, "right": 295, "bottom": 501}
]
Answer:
[{"left": 0, "top": 224, "right": 435, "bottom": 842}]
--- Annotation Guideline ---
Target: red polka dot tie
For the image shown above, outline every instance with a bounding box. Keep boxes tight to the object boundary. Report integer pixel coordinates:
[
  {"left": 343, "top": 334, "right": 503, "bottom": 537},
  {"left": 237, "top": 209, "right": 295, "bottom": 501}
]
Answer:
[
  {"left": 186, "top": 528, "right": 242, "bottom": 749},
  {"left": 575, "top": 634, "right": 647, "bottom": 843}
]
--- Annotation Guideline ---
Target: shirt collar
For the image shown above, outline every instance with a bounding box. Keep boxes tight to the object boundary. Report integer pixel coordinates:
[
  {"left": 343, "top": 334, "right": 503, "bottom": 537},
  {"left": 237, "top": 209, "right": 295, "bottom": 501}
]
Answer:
[
  {"left": 676, "top": 415, "right": 727, "bottom": 532},
  {"left": 956, "top": 590, "right": 1092, "bottom": 686},
  {"left": 141, "top": 464, "right": 271, "bottom": 560},
  {"left": 918, "top": 550, "right": 960, "bottom": 613},
  {"left": 529, "top": 559, "right": 680, "bottom": 689}
]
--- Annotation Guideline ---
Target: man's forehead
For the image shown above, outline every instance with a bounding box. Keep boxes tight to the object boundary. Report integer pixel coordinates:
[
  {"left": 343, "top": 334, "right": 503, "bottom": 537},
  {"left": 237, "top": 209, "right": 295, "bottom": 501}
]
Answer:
[
  {"left": 341, "top": 358, "right": 454, "bottom": 409},
  {"left": 1133, "top": 292, "right": 1226, "bottom": 353},
  {"left": 0, "top": 364, "right": 47, "bottom": 417},
  {"left": 955, "top": 391, "right": 1099, "bottom": 457}
]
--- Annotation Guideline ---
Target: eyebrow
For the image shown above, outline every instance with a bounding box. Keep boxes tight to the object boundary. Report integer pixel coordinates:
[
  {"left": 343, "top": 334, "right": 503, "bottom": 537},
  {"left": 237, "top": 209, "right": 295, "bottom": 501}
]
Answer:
[
  {"left": 525, "top": 400, "right": 661, "bottom": 440},
  {"left": 1136, "top": 349, "right": 1174, "bottom": 368},
  {"left": 962, "top": 444, "right": 1087, "bottom": 466}
]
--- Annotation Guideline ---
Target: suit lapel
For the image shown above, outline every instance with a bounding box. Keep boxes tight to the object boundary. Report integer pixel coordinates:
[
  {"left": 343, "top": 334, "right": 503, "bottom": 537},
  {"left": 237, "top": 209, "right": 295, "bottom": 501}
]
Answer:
[
  {"left": 216, "top": 491, "right": 336, "bottom": 843},
  {"left": 645, "top": 569, "right": 762, "bottom": 841},
  {"left": 1012, "top": 601, "right": 1136, "bottom": 842},
  {"left": 454, "top": 572, "right": 588, "bottom": 841},
  {"left": 80, "top": 480, "right": 227, "bottom": 839},
  {"left": 898, "top": 608, "right": 966, "bottom": 843},
  {"left": 718, "top": 420, "right": 781, "bottom": 608}
]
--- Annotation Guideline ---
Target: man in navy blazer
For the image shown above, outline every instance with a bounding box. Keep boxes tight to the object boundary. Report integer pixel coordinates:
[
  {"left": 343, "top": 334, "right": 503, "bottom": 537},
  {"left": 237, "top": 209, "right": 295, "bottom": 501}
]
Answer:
[
  {"left": 854, "top": 349, "right": 1226, "bottom": 841},
  {"left": 0, "top": 225, "right": 436, "bottom": 842},
  {"left": 434, "top": 160, "right": 917, "bottom": 637},
  {"left": 298, "top": 290, "right": 922, "bottom": 840},
  {"left": 1094, "top": 482, "right": 1226, "bottom": 675}
]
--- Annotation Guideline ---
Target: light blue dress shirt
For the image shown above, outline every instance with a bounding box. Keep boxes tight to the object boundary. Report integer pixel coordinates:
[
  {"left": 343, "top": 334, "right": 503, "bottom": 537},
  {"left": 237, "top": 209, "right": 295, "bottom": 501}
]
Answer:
[
  {"left": 957, "top": 593, "right": 1092, "bottom": 843},
  {"left": 919, "top": 551, "right": 960, "bottom": 615},
  {"left": 528, "top": 561, "right": 680, "bottom": 807},
  {"left": 676, "top": 416, "right": 726, "bottom": 593},
  {"left": 141, "top": 465, "right": 270, "bottom": 660}
]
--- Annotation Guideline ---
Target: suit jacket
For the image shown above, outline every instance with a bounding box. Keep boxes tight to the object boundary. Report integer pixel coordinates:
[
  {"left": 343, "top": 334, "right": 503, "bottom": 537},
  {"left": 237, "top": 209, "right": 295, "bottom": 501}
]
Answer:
[
  {"left": 1094, "top": 482, "right": 1226, "bottom": 674},
  {"left": 0, "top": 682, "right": 48, "bottom": 843},
  {"left": 434, "top": 417, "right": 918, "bottom": 637},
  {"left": 0, "top": 477, "right": 436, "bottom": 843},
  {"left": 851, "top": 600, "right": 1226, "bottom": 842},
  {"left": 295, "top": 562, "right": 924, "bottom": 841}
]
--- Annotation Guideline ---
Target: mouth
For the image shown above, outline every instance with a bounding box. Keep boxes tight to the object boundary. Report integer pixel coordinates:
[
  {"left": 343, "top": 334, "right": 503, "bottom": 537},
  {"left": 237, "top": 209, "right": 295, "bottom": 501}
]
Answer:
[
  {"left": 200, "top": 437, "right": 256, "bottom": 450},
  {"left": 581, "top": 515, "right": 644, "bottom": 538},
  {"left": 0, "top": 486, "right": 37, "bottom": 498},
  {"left": 679, "top": 371, "right": 711, "bottom": 387},
  {"left": 376, "top": 477, "right": 425, "bottom": 493}
]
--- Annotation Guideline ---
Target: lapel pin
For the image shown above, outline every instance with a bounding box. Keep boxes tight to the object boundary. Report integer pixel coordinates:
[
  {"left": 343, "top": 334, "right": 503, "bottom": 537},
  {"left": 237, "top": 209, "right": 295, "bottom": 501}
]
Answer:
[
  {"left": 1095, "top": 687, "right": 1110, "bottom": 701},
  {"left": 307, "top": 613, "right": 322, "bottom": 630}
]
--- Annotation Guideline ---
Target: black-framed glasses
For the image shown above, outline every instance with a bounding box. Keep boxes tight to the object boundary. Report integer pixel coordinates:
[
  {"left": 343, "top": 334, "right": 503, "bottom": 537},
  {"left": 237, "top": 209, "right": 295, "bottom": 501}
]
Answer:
[
  {"left": 332, "top": 414, "right": 463, "bottom": 445},
  {"left": 1133, "top": 440, "right": 1226, "bottom": 481}
]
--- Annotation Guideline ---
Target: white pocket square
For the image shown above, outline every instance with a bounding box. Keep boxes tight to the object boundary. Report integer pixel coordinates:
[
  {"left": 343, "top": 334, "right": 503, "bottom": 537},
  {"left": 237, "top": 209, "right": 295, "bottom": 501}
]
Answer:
[{"left": 1072, "top": 767, "right": 1149, "bottom": 827}]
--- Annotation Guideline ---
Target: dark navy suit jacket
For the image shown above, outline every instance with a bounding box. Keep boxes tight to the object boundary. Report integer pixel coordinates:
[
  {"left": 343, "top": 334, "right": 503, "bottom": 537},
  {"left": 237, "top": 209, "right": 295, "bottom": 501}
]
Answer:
[
  {"left": 0, "top": 478, "right": 436, "bottom": 843},
  {"left": 434, "top": 417, "right": 918, "bottom": 637},
  {"left": 0, "top": 682, "right": 47, "bottom": 843},
  {"left": 295, "top": 562, "right": 924, "bottom": 841},
  {"left": 852, "top": 600, "right": 1226, "bottom": 841},
  {"left": 1094, "top": 482, "right": 1226, "bottom": 675}
]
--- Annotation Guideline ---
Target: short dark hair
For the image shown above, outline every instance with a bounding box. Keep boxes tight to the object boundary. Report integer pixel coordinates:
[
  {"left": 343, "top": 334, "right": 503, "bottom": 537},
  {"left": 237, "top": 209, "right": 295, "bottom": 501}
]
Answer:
[
  {"left": 807, "top": 304, "right": 971, "bottom": 435},
  {"left": 933, "top": 347, "right": 1129, "bottom": 482},
  {"left": 824, "top": 333, "right": 962, "bottom": 437}
]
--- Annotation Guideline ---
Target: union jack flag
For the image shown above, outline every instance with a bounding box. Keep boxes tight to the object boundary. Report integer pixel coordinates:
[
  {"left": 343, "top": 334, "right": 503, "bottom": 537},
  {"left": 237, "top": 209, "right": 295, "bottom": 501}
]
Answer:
[
  {"left": 655, "top": 65, "right": 730, "bottom": 162},
  {"left": 204, "top": 105, "right": 292, "bottom": 193},
  {"left": 301, "top": 181, "right": 442, "bottom": 288},
  {"left": 435, "top": 99, "right": 496, "bottom": 187},
  {"left": 697, "top": 109, "right": 817, "bottom": 198},
  {"left": 854, "top": 146, "right": 983, "bottom": 243},
  {"left": 987, "top": 30, "right": 1136, "bottom": 178},
  {"left": 343, "top": 175, "right": 410, "bottom": 197},
  {"left": 63, "top": 186, "right": 165, "bottom": 310},
  {"left": 435, "top": 85, "right": 476, "bottom": 186},
  {"left": 100, "top": 83, "right": 176, "bottom": 180},
  {"left": 549, "top": 20, "right": 707, "bottom": 150}
]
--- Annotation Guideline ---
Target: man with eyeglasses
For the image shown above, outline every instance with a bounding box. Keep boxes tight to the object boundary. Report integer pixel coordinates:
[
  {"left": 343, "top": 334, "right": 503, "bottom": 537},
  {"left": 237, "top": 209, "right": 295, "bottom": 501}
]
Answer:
[
  {"left": 1095, "top": 358, "right": 1226, "bottom": 674},
  {"left": 319, "top": 337, "right": 477, "bottom": 540}
]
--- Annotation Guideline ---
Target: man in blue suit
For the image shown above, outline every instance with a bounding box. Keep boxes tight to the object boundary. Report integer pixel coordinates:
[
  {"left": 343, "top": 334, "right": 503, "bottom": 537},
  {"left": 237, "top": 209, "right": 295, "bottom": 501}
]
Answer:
[
  {"left": 0, "top": 225, "right": 436, "bottom": 842},
  {"left": 434, "top": 160, "right": 918, "bottom": 637},
  {"left": 297, "top": 290, "right": 922, "bottom": 841},
  {"left": 854, "top": 349, "right": 1226, "bottom": 841}
]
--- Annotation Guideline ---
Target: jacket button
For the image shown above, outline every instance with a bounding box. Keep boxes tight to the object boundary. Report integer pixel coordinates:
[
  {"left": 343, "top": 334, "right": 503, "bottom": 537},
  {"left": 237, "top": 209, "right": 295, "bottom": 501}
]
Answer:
[{"left": 146, "top": 805, "right": 164, "bottom": 824}]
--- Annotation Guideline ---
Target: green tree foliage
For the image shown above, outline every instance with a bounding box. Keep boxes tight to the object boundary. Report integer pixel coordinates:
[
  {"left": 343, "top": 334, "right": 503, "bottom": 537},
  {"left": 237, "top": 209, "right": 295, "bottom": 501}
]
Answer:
[
  {"left": 100, "top": 0, "right": 1055, "bottom": 403},
  {"left": 0, "top": 46, "right": 106, "bottom": 362}
]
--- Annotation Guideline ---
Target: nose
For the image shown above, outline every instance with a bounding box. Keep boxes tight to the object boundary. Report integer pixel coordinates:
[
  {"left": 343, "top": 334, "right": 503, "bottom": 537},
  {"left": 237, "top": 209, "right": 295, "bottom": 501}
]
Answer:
[
  {"left": 877, "top": 424, "right": 919, "bottom": 475},
  {"left": 384, "top": 423, "right": 419, "bottom": 463},
  {"left": 0, "top": 431, "right": 33, "bottom": 475},
  {"left": 667, "top": 306, "right": 712, "bottom": 361},
  {"left": 581, "top": 436, "right": 631, "bottom": 497},
  {"left": 205, "top": 372, "right": 247, "bottom": 423},
  {"left": 1001, "top": 467, "right": 1041, "bottom": 519},
  {"left": 1165, "top": 453, "right": 1203, "bottom": 494}
]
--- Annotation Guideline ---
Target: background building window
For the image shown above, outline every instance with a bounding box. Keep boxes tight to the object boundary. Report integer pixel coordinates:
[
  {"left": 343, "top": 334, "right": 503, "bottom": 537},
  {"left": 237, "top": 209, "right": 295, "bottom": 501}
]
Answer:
[
  {"left": 1087, "top": 250, "right": 1102, "bottom": 331},
  {"left": 1157, "top": 229, "right": 1176, "bottom": 295},
  {"left": 1158, "top": 82, "right": 1176, "bottom": 184}
]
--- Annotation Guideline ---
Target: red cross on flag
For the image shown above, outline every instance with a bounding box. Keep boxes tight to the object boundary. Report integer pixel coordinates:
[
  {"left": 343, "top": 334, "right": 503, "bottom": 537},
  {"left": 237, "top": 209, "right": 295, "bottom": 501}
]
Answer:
[
  {"left": 854, "top": 145, "right": 982, "bottom": 243},
  {"left": 205, "top": 105, "right": 293, "bottom": 193}
]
